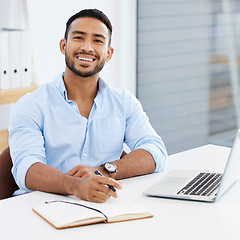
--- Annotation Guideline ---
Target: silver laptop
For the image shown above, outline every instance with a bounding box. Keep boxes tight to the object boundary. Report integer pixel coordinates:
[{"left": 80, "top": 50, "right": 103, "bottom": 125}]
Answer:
[{"left": 144, "top": 130, "right": 240, "bottom": 202}]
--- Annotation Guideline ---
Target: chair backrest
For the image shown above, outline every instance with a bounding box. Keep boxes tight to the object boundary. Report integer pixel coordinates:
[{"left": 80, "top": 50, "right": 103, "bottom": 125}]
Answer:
[{"left": 0, "top": 147, "right": 19, "bottom": 200}]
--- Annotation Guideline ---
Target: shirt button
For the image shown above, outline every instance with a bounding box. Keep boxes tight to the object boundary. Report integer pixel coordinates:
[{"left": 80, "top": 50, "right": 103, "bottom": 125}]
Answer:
[
  {"left": 83, "top": 153, "right": 87, "bottom": 157},
  {"left": 73, "top": 105, "right": 77, "bottom": 109}
]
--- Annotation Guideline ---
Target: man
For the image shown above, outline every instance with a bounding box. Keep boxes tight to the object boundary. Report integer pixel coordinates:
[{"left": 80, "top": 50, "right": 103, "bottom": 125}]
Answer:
[{"left": 9, "top": 9, "right": 167, "bottom": 203}]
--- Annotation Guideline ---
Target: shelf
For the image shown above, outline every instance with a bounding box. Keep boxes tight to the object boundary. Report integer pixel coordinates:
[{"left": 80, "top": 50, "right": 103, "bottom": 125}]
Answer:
[
  {"left": 0, "top": 85, "right": 38, "bottom": 105},
  {"left": 210, "top": 85, "right": 233, "bottom": 110},
  {"left": 0, "top": 85, "right": 39, "bottom": 151},
  {"left": 211, "top": 54, "right": 240, "bottom": 66},
  {"left": 0, "top": 130, "right": 8, "bottom": 152}
]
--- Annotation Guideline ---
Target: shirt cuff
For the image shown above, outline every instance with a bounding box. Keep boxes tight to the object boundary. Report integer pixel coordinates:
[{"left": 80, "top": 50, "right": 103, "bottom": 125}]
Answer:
[
  {"left": 136, "top": 143, "right": 168, "bottom": 172},
  {"left": 13, "top": 155, "right": 45, "bottom": 192}
]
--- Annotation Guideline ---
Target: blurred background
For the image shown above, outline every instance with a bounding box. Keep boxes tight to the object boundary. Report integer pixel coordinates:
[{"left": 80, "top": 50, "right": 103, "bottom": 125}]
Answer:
[{"left": 1, "top": 0, "right": 240, "bottom": 155}]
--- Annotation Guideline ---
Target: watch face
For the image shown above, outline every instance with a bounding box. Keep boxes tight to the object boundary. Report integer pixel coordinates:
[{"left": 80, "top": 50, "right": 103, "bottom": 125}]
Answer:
[{"left": 105, "top": 162, "right": 116, "bottom": 172}]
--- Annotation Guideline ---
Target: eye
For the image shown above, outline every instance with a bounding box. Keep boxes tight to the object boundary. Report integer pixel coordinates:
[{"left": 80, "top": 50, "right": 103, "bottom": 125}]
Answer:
[
  {"left": 94, "top": 39, "right": 104, "bottom": 44},
  {"left": 73, "top": 36, "right": 83, "bottom": 40}
]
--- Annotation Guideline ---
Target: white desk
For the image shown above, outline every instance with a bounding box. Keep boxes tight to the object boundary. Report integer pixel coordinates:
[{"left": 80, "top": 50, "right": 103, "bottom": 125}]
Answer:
[{"left": 1, "top": 144, "right": 239, "bottom": 240}]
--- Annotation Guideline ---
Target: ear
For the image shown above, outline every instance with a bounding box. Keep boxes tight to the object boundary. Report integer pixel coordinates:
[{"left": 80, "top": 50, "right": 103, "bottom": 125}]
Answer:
[
  {"left": 106, "top": 47, "right": 114, "bottom": 62},
  {"left": 59, "top": 39, "right": 66, "bottom": 55}
]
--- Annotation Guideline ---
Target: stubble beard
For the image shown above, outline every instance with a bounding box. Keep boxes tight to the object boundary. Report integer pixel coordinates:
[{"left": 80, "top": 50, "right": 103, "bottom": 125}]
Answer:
[{"left": 65, "top": 50, "right": 106, "bottom": 78}]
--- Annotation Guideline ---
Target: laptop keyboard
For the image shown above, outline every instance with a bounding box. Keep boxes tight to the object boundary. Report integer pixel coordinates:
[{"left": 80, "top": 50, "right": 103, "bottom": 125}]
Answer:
[{"left": 177, "top": 172, "right": 222, "bottom": 196}]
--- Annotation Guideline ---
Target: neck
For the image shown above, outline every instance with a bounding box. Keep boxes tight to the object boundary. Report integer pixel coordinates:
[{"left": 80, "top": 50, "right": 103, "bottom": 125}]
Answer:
[{"left": 63, "top": 70, "right": 99, "bottom": 102}]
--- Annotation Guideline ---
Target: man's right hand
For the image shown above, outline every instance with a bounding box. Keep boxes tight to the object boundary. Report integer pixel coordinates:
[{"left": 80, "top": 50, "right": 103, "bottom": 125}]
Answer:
[
  {"left": 68, "top": 173, "right": 122, "bottom": 203},
  {"left": 66, "top": 164, "right": 122, "bottom": 203}
]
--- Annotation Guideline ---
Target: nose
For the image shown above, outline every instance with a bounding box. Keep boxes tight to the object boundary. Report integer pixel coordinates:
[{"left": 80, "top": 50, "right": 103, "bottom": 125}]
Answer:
[{"left": 81, "top": 40, "right": 94, "bottom": 52}]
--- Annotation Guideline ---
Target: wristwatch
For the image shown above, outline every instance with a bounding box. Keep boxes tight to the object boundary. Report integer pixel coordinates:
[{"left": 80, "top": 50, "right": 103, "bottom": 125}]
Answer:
[{"left": 101, "top": 162, "right": 118, "bottom": 179}]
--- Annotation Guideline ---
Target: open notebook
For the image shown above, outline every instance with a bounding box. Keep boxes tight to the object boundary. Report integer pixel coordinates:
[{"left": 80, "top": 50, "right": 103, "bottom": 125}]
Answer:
[{"left": 33, "top": 195, "right": 153, "bottom": 229}]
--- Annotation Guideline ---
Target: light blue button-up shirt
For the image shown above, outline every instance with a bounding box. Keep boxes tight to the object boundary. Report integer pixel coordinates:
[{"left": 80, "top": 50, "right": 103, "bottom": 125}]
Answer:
[{"left": 9, "top": 73, "right": 167, "bottom": 195}]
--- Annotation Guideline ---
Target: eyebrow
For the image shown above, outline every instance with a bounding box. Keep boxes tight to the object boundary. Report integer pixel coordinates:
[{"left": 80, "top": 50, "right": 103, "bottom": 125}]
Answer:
[{"left": 71, "top": 31, "right": 106, "bottom": 40}]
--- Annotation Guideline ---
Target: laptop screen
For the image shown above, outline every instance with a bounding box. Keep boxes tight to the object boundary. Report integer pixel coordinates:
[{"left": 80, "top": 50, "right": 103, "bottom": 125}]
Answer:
[{"left": 215, "top": 129, "right": 240, "bottom": 200}]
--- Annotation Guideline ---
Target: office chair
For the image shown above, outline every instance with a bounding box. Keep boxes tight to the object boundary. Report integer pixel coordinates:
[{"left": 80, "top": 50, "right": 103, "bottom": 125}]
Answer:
[{"left": 0, "top": 147, "right": 19, "bottom": 200}]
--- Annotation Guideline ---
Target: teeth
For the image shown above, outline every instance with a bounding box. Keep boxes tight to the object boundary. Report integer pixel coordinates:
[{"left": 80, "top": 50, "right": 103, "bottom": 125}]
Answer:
[{"left": 78, "top": 57, "right": 93, "bottom": 62}]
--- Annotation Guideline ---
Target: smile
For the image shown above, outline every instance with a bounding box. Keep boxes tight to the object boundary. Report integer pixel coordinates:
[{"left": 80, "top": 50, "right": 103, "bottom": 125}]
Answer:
[
  {"left": 78, "top": 57, "right": 93, "bottom": 62},
  {"left": 78, "top": 57, "right": 94, "bottom": 62}
]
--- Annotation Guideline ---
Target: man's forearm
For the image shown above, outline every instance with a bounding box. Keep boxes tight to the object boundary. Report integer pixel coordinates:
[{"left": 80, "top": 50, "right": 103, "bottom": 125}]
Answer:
[
  {"left": 25, "top": 162, "right": 74, "bottom": 195},
  {"left": 25, "top": 162, "right": 122, "bottom": 202},
  {"left": 102, "top": 149, "right": 156, "bottom": 180}
]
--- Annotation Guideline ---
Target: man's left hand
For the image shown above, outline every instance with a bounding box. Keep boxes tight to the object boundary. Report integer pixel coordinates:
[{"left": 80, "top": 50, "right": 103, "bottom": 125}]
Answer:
[{"left": 66, "top": 165, "right": 96, "bottom": 179}]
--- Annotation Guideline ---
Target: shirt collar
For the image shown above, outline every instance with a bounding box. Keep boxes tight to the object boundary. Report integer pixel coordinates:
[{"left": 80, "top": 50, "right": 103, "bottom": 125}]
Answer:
[
  {"left": 53, "top": 72, "right": 108, "bottom": 101},
  {"left": 52, "top": 72, "right": 67, "bottom": 100},
  {"left": 98, "top": 77, "right": 108, "bottom": 94}
]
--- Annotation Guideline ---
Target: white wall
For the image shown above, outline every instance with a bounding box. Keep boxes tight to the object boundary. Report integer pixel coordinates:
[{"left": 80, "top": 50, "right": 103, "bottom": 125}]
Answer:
[
  {"left": 0, "top": 0, "right": 137, "bottom": 131},
  {"left": 26, "top": 0, "right": 136, "bottom": 94}
]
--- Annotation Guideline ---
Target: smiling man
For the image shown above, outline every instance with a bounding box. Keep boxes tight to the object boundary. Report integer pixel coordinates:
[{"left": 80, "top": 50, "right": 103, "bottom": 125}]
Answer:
[{"left": 9, "top": 9, "right": 167, "bottom": 203}]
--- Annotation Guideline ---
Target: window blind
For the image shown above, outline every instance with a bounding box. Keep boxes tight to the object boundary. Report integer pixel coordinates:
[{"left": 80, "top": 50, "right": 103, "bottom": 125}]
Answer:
[{"left": 137, "top": 0, "right": 240, "bottom": 154}]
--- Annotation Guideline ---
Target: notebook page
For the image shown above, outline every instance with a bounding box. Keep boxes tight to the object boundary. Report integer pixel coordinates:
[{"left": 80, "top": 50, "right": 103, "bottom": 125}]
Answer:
[
  {"left": 34, "top": 201, "right": 104, "bottom": 227},
  {"left": 77, "top": 197, "right": 153, "bottom": 222}
]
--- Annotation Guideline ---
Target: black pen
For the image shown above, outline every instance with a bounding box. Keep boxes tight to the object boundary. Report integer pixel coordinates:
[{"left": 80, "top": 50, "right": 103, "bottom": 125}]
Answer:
[{"left": 94, "top": 170, "right": 116, "bottom": 192}]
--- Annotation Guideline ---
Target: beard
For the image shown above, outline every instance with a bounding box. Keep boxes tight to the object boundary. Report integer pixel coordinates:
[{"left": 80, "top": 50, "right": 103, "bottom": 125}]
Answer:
[{"left": 65, "top": 49, "right": 106, "bottom": 78}]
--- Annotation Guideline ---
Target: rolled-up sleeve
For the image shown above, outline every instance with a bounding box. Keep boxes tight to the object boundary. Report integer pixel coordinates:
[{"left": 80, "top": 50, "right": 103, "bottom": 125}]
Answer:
[
  {"left": 9, "top": 94, "right": 46, "bottom": 192},
  {"left": 124, "top": 91, "right": 167, "bottom": 172}
]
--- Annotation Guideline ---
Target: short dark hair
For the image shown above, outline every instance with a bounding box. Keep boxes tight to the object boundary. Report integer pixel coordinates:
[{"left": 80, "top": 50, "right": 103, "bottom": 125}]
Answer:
[{"left": 64, "top": 9, "right": 112, "bottom": 46}]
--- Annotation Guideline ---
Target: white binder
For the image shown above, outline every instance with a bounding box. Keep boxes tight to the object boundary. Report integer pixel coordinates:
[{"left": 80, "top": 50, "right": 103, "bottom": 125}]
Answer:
[
  {"left": 0, "top": 31, "right": 10, "bottom": 90},
  {"left": 9, "top": 30, "right": 21, "bottom": 89},
  {"left": 20, "top": 30, "right": 31, "bottom": 87}
]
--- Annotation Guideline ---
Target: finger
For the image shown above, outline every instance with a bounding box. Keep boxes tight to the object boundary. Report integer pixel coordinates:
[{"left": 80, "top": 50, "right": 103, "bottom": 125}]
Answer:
[
  {"left": 93, "top": 190, "right": 112, "bottom": 203},
  {"left": 96, "top": 176, "right": 122, "bottom": 190},
  {"left": 90, "top": 195, "right": 109, "bottom": 203},
  {"left": 90, "top": 180, "right": 119, "bottom": 201},
  {"left": 66, "top": 166, "right": 78, "bottom": 176},
  {"left": 83, "top": 183, "right": 114, "bottom": 203},
  {"left": 92, "top": 185, "right": 119, "bottom": 203},
  {"left": 66, "top": 166, "right": 87, "bottom": 178},
  {"left": 86, "top": 177, "right": 118, "bottom": 199},
  {"left": 97, "top": 183, "right": 118, "bottom": 198}
]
